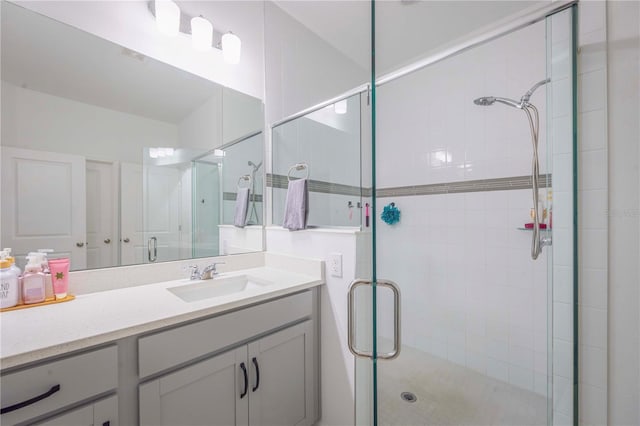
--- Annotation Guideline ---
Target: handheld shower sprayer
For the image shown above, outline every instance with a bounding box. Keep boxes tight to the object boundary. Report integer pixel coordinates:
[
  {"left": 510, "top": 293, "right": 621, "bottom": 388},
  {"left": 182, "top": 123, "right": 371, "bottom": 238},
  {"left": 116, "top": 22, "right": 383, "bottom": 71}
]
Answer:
[{"left": 472, "top": 78, "right": 551, "bottom": 260}]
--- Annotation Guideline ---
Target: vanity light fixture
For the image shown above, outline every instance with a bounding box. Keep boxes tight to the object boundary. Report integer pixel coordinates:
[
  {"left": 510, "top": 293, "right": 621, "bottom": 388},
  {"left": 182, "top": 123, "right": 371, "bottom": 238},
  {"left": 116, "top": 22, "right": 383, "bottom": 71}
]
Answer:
[
  {"left": 221, "top": 32, "right": 241, "bottom": 65},
  {"left": 150, "top": 1, "right": 241, "bottom": 64},
  {"left": 334, "top": 99, "right": 348, "bottom": 114},
  {"left": 191, "top": 16, "right": 213, "bottom": 52}
]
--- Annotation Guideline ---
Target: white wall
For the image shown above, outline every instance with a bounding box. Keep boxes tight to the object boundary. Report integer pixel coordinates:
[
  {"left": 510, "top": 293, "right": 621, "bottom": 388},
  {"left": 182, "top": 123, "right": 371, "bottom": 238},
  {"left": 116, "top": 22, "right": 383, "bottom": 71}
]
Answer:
[
  {"left": 178, "top": 91, "right": 223, "bottom": 152},
  {"left": 13, "top": 0, "right": 265, "bottom": 100},
  {"left": 264, "top": 1, "right": 367, "bottom": 125},
  {"left": 266, "top": 228, "right": 358, "bottom": 426},
  {"left": 605, "top": 1, "right": 640, "bottom": 425},
  {"left": 1, "top": 81, "right": 178, "bottom": 163}
]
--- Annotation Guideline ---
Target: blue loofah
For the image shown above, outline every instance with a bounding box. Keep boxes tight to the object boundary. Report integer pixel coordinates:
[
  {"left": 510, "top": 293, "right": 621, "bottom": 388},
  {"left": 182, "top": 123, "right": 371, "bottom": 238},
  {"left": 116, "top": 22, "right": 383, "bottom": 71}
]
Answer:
[{"left": 381, "top": 203, "right": 400, "bottom": 225}]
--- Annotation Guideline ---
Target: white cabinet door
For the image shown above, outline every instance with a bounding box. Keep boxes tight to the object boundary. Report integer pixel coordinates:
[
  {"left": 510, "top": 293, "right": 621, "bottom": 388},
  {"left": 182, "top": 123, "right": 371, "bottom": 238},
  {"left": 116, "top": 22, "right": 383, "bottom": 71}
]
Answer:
[
  {"left": 1, "top": 147, "right": 86, "bottom": 270},
  {"left": 248, "top": 321, "right": 316, "bottom": 426},
  {"left": 33, "top": 395, "right": 118, "bottom": 426},
  {"left": 139, "top": 346, "right": 249, "bottom": 426},
  {"left": 120, "top": 163, "right": 143, "bottom": 266},
  {"left": 86, "top": 161, "right": 117, "bottom": 269}
]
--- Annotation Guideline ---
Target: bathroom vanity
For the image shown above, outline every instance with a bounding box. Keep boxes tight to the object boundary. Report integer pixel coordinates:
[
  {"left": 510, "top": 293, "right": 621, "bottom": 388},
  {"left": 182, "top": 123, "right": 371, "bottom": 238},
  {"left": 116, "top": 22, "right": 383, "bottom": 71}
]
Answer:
[{"left": 0, "top": 253, "right": 323, "bottom": 426}]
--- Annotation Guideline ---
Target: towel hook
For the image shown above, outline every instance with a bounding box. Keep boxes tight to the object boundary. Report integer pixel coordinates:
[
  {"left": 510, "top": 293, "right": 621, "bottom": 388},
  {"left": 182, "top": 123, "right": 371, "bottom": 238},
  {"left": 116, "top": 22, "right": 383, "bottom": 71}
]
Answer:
[
  {"left": 237, "top": 174, "right": 251, "bottom": 190},
  {"left": 287, "top": 162, "right": 309, "bottom": 182}
]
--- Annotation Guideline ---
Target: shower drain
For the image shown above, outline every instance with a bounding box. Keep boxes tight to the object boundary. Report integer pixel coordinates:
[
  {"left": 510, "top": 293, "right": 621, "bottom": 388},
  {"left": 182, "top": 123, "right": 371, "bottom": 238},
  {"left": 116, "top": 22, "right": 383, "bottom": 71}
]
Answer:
[{"left": 400, "top": 392, "right": 417, "bottom": 403}]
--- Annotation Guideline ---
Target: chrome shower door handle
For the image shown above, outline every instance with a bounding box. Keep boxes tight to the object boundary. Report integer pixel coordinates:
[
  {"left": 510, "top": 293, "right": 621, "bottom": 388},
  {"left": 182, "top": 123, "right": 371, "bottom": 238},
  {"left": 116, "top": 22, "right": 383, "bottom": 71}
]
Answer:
[
  {"left": 148, "top": 237, "right": 157, "bottom": 262},
  {"left": 376, "top": 279, "right": 401, "bottom": 360},
  {"left": 347, "top": 278, "right": 401, "bottom": 360},
  {"left": 348, "top": 279, "right": 374, "bottom": 359}
]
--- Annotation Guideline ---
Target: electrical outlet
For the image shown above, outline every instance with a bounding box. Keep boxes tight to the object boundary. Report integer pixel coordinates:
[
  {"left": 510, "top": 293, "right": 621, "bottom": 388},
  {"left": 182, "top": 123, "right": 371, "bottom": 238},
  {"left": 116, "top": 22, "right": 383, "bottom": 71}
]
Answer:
[{"left": 329, "top": 253, "right": 342, "bottom": 277}]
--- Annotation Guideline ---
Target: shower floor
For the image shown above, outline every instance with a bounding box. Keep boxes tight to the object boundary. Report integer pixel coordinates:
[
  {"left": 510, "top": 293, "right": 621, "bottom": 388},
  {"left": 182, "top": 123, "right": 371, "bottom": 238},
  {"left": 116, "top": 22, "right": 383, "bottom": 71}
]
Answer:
[{"left": 378, "top": 346, "right": 547, "bottom": 426}]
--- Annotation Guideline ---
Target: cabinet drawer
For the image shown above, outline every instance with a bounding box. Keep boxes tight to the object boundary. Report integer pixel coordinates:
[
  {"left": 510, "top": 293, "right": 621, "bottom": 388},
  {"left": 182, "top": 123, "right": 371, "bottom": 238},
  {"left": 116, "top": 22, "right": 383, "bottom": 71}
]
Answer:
[
  {"left": 139, "top": 290, "right": 313, "bottom": 378},
  {"left": 1, "top": 346, "right": 118, "bottom": 426}
]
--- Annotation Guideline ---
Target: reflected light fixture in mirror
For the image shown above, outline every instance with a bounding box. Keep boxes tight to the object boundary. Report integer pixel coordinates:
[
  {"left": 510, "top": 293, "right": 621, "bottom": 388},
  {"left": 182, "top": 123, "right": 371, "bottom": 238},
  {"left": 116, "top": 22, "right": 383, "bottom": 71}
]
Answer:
[
  {"left": 191, "top": 16, "right": 213, "bottom": 51},
  {"left": 155, "top": 0, "right": 180, "bottom": 36},
  {"left": 334, "top": 99, "right": 348, "bottom": 114}
]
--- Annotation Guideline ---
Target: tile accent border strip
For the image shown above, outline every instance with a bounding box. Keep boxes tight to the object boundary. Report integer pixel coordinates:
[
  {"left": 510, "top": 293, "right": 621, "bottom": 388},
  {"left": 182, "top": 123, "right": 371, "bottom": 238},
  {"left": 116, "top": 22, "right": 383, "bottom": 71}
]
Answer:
[
  {"left": 376, "top": 174, "right": 551, "bottom": 198},
  {"left": 267, "top": 174, "right": 366, "bottom": 197},
  {"left": 267, "top": 174, "right": 550, "bottom": 198},
  {"left": 223, "top": 192, "right": 263, "bottom": 202}
]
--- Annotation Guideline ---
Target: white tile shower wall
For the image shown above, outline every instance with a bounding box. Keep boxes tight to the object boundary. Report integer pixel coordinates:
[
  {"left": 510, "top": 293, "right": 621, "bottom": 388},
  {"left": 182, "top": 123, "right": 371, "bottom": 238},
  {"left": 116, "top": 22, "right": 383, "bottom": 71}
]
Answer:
[
  {"left": 375, "top": 190, "right": 549, "bottom": 396},
  {"left": 266, "top": 227, "right": 358, "bottom": 426},
  {"left": 605, "top": 1, "right": 640, "bottom": 425},
  {"left": 376, "top": 22, "right": 547, "bottom": 187},
  {"left": 375, "top": 20, "right": 550, "bottom": 397},
  {"left": 576, "top": 2, "right": 609, "bottom": 425}
]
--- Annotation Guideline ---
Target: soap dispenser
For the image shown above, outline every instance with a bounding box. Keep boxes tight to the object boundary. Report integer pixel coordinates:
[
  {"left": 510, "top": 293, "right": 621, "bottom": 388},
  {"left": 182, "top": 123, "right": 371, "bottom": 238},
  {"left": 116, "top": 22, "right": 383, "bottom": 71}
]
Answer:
[
  {"left": 22, "top": 255, "right": 46, "bottom": 304},
  {"left": 0, "top": 255, "right": 19, "bottom": 309}
]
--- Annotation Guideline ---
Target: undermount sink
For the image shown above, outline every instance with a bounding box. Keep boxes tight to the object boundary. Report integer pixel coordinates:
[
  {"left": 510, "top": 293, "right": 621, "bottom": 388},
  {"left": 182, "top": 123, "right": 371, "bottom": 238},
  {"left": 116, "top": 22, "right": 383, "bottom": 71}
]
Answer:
[{"left": 168, "top": 275, "right": 273, "bottom": 303}]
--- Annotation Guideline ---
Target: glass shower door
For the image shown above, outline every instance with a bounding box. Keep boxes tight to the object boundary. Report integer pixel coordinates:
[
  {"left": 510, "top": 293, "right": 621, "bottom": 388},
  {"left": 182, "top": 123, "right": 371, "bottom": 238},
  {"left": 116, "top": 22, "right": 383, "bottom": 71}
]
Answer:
[{"left": 354, "top": 3, "right": 577, "bottom": 425}]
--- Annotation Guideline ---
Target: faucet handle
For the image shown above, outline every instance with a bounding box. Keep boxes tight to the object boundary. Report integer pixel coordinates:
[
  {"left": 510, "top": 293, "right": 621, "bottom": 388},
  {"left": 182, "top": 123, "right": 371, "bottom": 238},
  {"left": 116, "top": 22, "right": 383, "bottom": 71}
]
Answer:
[{"left": 184, "top": 265, "right": 199, "bottom": 280}]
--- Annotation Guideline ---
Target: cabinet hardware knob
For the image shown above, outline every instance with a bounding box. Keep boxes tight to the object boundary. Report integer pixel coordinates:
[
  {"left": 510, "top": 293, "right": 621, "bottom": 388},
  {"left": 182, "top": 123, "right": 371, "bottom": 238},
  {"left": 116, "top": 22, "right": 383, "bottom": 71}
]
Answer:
[
  {"left": 104, "top": 238, "right": 111, "bottom": 244},
  {"left": 240, "top": 362, "right": 248, "bottom": 399},
  {"left": 252, "top": 357, "right": 260, "bottom": 392},
  {"left": 0, "top": 384, "right": 61, "bottom": 414},
  {"left": 76, "top": 242, "right": 85, "bottom": 247},
  {"left": 123, "top": 238, "right": 130, "bottom": 243}
]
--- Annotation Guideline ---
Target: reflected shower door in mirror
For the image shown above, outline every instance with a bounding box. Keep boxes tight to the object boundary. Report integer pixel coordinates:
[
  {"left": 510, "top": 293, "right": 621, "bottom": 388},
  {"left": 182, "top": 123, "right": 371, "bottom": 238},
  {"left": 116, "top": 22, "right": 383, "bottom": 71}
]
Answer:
[
  {"left": 0, "top": 1, "right": 265, "bottom": 271},
  {"left": 271, "top": 93, "right": 364, "bottom": 228}
]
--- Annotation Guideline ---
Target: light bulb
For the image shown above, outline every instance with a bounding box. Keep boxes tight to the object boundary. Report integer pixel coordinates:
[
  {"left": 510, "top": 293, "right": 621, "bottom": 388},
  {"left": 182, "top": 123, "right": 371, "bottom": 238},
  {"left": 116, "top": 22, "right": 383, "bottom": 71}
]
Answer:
[
  {"left": 191, "top": 16, "right": 213, "bottom": 51},
  {"left": 221, "top": 32, "right": 241, "bottom": 64},
  {"left": 334, "top": 99, "right": 348, "bottom": 114},
  {"left": 155, "top": 0, "right": 180, "bottom": 37}
]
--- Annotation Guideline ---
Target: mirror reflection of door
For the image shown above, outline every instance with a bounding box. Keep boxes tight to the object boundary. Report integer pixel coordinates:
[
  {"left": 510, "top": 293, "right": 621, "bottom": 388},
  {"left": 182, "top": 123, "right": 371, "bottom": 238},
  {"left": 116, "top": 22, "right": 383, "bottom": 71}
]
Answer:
[
  {"left": 86, "top": 160, "right": 117, "bottom": 269},
  {"left": 1, "top": 147, "right": 87, "bottom": 269},
  {"left": 120, "top": 163, "right": 144, "bottom": 266},
  {"left": 143, "top": 164, "right": 183, "bottom": 264}
]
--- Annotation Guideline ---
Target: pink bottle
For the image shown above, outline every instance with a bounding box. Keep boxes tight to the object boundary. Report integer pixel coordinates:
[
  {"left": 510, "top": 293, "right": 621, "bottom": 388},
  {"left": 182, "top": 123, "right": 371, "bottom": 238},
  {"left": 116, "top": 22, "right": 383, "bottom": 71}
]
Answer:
[
  {"left": 22, "top": 255, "right": 46, "bottom": 304},
  {"left": 48, "top": 258, "right": 70, "bottom": 300}
]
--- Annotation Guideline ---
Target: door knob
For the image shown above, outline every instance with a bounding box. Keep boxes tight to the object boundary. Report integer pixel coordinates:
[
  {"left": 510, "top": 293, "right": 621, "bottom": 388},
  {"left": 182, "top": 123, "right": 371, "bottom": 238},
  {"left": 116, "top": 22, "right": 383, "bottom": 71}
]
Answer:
[
  {"left": 123, "top": 238, "right": 130, "bottom": 243},
  {"left": 104, "top": 238, "right": 111, "bottom": 244},
  {"left": 76, "top": 242, "right": 85, "bottom": 247}
]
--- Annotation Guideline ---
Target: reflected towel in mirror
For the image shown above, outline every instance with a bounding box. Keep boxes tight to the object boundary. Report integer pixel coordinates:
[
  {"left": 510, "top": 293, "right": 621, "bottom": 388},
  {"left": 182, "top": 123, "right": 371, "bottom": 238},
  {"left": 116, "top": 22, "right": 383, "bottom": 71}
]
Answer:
[
  {"left": 234, "top": 188, "right": 250, "bottom": 228},
  {"left": 283, "top": 179, "right": 309, "bottom": 231}
]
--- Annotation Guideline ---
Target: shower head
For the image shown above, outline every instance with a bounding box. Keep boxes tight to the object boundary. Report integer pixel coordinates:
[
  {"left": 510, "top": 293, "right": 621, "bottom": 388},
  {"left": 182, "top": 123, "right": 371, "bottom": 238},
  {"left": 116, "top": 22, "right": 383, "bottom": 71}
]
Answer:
[
  {"left": 248, "top": 160, "right": 263, "bottom": 171},
  {"left": 473, "top": 96, "right": 522, "bottom": 109}
]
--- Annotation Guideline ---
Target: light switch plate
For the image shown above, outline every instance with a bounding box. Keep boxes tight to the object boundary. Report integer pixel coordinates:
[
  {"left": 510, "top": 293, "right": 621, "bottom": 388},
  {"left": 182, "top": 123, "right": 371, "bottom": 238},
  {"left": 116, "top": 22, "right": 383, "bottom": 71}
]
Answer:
[{"left": 329, "top": 253, "right": 342, "bottom": 277}]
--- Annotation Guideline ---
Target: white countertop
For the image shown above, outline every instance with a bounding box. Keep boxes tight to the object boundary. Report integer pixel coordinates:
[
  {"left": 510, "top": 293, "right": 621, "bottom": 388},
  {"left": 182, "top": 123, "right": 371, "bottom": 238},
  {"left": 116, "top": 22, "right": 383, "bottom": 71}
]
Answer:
[{"left": 0, "top": 266, "right": 323, "bottom": 370}]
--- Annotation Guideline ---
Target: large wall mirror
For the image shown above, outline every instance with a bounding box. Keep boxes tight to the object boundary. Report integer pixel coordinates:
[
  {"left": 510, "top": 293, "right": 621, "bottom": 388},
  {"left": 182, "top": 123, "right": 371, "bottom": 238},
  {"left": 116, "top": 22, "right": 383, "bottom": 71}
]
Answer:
[{"left": 1, "top": 1, "right": 265, "bottom": 271}]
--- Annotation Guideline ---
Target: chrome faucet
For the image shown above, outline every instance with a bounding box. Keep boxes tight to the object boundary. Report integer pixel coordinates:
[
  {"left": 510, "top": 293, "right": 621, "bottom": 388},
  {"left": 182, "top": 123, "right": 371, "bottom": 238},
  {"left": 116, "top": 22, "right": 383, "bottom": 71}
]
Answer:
[{"left": 187, "top": 262, "right": 225, "bottom": 280}]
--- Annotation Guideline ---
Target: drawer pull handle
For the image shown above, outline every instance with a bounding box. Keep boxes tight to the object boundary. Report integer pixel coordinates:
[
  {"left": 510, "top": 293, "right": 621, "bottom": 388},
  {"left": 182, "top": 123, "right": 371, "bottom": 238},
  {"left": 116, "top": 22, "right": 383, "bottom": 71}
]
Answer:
[
  {"left": 240, "top": 362, "right": 248, "bottom": 399},
  {"left": 252, "top": 357, "right": 260, "bottom": 392},
  {"left": 0, "top": 384, "right": 61, "bottom": 414}
]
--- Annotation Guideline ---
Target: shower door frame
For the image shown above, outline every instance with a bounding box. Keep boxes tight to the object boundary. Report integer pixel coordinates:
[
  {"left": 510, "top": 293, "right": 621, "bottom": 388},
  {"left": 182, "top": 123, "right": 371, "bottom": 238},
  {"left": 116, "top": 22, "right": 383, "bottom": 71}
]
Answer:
[{"left": 358, "top": 1, "right": 579, "bottom": 425}]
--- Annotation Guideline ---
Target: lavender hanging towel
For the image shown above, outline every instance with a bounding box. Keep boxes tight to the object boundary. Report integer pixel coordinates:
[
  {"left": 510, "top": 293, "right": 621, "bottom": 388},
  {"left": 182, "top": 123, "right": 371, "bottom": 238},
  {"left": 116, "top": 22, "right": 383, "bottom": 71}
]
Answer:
[
  {"left": 234, "top": 188, "right": 250, "bottom": 228},
  {"left": 282, "top": 178, "right": 309, "bottom": 231}
]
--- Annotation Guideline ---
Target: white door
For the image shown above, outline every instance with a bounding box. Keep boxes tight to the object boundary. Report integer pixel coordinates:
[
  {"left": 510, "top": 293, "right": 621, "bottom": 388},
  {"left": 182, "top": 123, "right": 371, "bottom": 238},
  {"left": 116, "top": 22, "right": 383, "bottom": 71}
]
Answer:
[
  {"left": 1, "top": 147, "right": 86, "bottom": 270},
  {"left": 120, "top": 163, "right": 144, "bottom": 266},
  {"left": 86, "top": 161, "right": 117, "bottom": 269},
  {"left": 248, "top": 321, "right": 316, "bottom": 426},
  {"left": 139, "top": 346, "right": 249, "bottom": 426},
  {"left": 34, "top": 395, "right": 118, "bottom": 426},
  {"left": 143, "top": 165, "right": 182, "bottom": 263}
]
